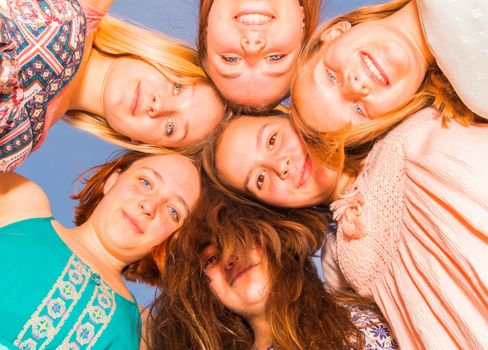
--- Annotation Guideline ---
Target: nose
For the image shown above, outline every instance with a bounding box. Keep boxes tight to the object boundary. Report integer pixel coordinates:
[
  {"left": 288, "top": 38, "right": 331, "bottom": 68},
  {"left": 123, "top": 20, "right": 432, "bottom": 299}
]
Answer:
[
  {"left": 138, "top": 198, "right": 156, "bottom": 218},
  {"left": 272, "top": 157, "right": 292, "bottom": 180},
  {"left": 146, "top": 93, "right": 173, "bottom": 119},
  {"left": 224, "top": 255, "right": 240, "bottom": 270},
  {"left": 343, "top": 72, "right": 370, "bottom": 98},
  {"left": 240, "top": 33, "right": 266, "bottom": 61}
]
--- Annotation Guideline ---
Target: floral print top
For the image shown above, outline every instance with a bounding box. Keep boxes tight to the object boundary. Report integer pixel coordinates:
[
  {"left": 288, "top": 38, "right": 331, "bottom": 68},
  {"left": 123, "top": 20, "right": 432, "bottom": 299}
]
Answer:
[{"left": 0, "top": 0, "right": 91, "bottom": 172}]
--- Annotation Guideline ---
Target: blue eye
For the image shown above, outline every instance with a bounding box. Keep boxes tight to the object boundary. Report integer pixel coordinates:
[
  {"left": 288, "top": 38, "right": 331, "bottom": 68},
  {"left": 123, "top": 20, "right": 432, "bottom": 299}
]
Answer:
[
  {"left": 140, "top": 178, "right": 152, "bottom": 189},
  {"left": 166, "top": 117, "right": 174, "bottom": 136},
  {"left": 167, "top": 206, "right": 179, "bottom": 221},
  {"left": 326, "top": 69, "right": 338, "bottom": 84},
  {"left": 266, "top": 54, "right": 284, "bottom": 62},
  {"left": 353, "top": 102, "right": 364, "bottom": 115},
  {"left": 223, "top": 56, "right": 241, "bottom": 63}
]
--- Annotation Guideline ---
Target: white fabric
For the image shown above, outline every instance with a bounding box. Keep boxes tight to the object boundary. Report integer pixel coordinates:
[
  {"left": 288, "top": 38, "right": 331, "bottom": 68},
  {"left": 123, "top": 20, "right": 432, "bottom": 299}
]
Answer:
[{"left": 417, "top": 0, "right": 488, "bottom": 118}]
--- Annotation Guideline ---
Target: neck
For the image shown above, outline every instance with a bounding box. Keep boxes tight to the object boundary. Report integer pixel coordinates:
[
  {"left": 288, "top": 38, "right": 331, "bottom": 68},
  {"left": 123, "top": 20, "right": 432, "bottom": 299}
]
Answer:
[
  {"left": 69, "top": 49, "right": 112, "bottom": 115},
  {"left": 63, "top": 221, "right": 128, "bottom": 278},
  {"left": 388, "top": 1, "right": 435, "bottom": 67},
  {"left": 249, "top": 315, "right": 273, "bottom": 350}
]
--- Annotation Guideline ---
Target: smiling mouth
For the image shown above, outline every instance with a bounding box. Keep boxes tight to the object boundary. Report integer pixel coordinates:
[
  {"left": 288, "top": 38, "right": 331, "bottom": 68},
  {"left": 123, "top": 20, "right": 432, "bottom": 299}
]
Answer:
[
  {"left": 297, "top": 155, "right": 311, "bottom": 189},
  {"left": 131, "top": 82, "right": 141, "bottom": 116},
  {"left": 360, "top": 52, "right": 390, "bottom": 87},
  {"left": 123, "top": 211, "right": 143, "bottom": 235},
  {"left": 234, "top": 13, "right": 274, "bottom": 25}
]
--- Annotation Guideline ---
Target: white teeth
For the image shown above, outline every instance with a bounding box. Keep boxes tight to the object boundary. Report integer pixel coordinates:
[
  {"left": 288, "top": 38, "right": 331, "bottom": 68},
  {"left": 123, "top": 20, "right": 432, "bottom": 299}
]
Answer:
[
  {"left": 363, "top": 54, "right": 387, "bottom": 84},
  {"left": 236, "top": 14, "right": 273, "bottom": 25}
]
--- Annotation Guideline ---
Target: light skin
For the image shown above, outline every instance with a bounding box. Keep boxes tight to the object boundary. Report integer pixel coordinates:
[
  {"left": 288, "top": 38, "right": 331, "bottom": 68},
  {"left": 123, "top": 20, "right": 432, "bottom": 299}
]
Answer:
[
  {"left": 70, "top": 52, "right": 225, "bottom": 147},
  {"left": 206, "top": 0, "right": 305, "bottom": 107},
  {"left": 294, "top": 0, "right": 434, "bottom": 132},
  {"left": 201, "top": 245, "right": 273, "bottom": 350},
  {"left": 215, "top": 115, "right": 346, "bottom": 208},
  {"left": 0, "top": 154, "right": 201, "bottom": 300}
]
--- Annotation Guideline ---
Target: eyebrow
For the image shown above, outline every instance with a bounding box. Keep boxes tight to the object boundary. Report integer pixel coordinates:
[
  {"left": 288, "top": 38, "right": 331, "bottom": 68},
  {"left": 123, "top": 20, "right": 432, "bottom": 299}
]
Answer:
[
  {"left": 175, "top": 194, "right": 191, "bottom": 217},
  {"left": 141, "top": 167, "right": 190, "bottom": 216},
  {"left": 244, "top": 123, "right": 268, "bottom": 191}
]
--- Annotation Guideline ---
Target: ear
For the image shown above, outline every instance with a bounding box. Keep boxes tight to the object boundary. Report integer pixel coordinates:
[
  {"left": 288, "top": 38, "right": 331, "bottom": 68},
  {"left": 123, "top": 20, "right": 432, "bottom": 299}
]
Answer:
[
  {"left": 103, "top": 169, "right": 121, "bottom": 195},
  {"left": 320, "top": 21, "right": 352, "bottom": 43}
]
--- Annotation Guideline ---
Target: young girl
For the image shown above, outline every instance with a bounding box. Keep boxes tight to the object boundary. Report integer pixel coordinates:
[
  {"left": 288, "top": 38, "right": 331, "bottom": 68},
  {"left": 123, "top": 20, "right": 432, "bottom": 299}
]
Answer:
[
  {"left": 197, "top": 0, "right": 320, "bottom": 112},
  {"left": 202, "top": 110, "right": 488, "bottom": 349},
  {"left": 148, "top": 191, "right": 397, "bottom": 349},
  {"left": 0, "top": 151, "right": 201, "bottom": 348},
  {"left": 292, "top": 0, "right": 487, "bottom": 136},
  {"left": 0, "top": 0, "right": 225, "bottom": 172}
]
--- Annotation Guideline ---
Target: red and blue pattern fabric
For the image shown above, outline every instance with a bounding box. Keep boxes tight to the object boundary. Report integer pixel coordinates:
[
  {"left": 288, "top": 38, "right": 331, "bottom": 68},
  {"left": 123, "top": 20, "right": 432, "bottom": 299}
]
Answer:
[{"left": 0, "top": 0, "right": 86, "bottom": 172}]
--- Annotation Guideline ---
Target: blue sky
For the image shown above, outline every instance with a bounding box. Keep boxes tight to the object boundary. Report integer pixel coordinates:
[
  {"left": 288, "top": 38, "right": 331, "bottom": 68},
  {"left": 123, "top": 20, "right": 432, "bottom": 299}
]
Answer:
[{"left": 17, "top": 0, "right": 387, "bottom": 306}]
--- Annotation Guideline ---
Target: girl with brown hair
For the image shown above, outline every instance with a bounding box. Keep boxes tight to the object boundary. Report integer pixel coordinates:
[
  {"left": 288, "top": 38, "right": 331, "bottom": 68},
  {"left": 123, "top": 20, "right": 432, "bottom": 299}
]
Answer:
[
  {"left": 0, "top": 151, "right": 201, "bottom": 348},
  {"left": 197, "top": 0, "right": 320, "bottom": 112},
  {"left": 203, "top": 110, "right": 488, "bottom": 349},
  {"left": 148, "top": 188, "right": 397, "bottom": 350}
]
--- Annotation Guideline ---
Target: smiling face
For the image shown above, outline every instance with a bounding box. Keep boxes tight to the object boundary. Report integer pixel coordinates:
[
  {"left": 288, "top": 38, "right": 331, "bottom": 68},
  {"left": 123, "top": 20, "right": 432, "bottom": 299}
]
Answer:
[
  {"left": 206, "top": 0, "right": 305, "bottom": 107},
  {"left": 215, "top": 115, "right": 337, "bottom": 208},
  {"left": 201, "top": 244, "right": 269, "bottom": 318},
  {"left": 93, "top": 154, "right": 201, "bottom": 264},
  {"left": 294, "top": 20, "right": 428, "bottom": 132},
  {"left": 103, "top": 56, "right": 225, "bottom": 147}
]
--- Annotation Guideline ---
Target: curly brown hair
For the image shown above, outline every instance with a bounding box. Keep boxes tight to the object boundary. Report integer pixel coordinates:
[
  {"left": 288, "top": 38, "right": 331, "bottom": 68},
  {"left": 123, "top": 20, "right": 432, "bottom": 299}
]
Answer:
[
  {"left": 71, "top": 150, "right": 199, "bottom": 285},
  {"left": 147, "top": 181, "right": 368, "bottom": 350}
]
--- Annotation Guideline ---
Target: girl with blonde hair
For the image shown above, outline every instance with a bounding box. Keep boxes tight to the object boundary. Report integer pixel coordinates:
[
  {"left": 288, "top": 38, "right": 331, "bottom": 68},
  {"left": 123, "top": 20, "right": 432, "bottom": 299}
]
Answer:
[
  {"left": 0, "top": 0, "right": 225, "bottom": 172},
  {"left": 291, "top": 0, "right": 487, "bottom": 166},
  {"left": 203, "top": 110, "right": 488, "bottom": 349},
  {"left": 197, "top": 0, "right": 320, "bottom": 113},
  {"left": 148, "top": 188, "right": 397, "bottom": 350}
]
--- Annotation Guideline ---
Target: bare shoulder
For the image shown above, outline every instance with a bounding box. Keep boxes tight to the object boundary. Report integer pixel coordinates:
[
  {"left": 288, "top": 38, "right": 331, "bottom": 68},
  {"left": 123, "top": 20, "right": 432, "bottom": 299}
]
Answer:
[
  {"left": 0, "top": 173, "right": 52, "bottom": 227},
  {"left": 80, "top": 0, "right": 114, "bottom": 12}
]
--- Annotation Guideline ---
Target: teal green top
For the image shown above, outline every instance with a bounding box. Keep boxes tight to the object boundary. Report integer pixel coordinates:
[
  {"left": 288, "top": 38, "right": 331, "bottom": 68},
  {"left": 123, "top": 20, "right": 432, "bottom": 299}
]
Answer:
[{"left": 0, "top": 217, "right": 142, "bottom": 349}]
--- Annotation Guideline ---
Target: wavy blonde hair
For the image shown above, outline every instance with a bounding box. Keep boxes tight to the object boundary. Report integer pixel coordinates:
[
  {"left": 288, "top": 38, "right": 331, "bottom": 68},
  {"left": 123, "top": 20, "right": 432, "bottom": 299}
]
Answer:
[
  {"left": 64, "top": 15, "right": 216, "bottom": 157},
  {"left": 291, "top": 0, "right": 477, "bottom": 172}
]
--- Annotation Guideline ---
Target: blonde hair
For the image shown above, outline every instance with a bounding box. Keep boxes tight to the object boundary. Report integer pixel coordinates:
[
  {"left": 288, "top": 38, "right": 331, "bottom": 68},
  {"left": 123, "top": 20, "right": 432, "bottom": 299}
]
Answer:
[
  {"left": 291, "top": 0, "right": 477, "bottom": 172},
  {"left": 64, "top": 15, "right": 216, "bottom": 157}
]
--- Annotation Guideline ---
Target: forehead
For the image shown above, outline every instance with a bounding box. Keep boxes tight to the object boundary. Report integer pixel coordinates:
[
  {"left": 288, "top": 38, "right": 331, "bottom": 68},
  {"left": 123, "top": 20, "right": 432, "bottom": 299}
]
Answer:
[
  {"left": 130, "top": 155, "right": 199, "bottom": 188},
  {"left": 181, "top": 85, "right": 225, "bottom": 146}
]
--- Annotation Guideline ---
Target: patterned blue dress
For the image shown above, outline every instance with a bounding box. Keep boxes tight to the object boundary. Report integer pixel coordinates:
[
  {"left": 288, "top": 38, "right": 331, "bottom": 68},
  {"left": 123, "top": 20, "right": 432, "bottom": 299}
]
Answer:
[
  {"left": 0, "top": 217, "right": 142, "bottom": 349},
  {"left": 0, "top": 0, "right": 87, "bottom": 172}
]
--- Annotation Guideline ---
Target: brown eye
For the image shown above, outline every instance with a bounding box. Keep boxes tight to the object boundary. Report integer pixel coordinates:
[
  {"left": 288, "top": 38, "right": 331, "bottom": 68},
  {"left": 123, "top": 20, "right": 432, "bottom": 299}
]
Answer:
[
  {"left": 204, "top": 255, "right": 218, "bottom": 269},
  {"left": 268, "top": 133, "right": 277, "bottom": 149},
  {"left": 256, "top": 170, "right": 266, "bottom": 190}
]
